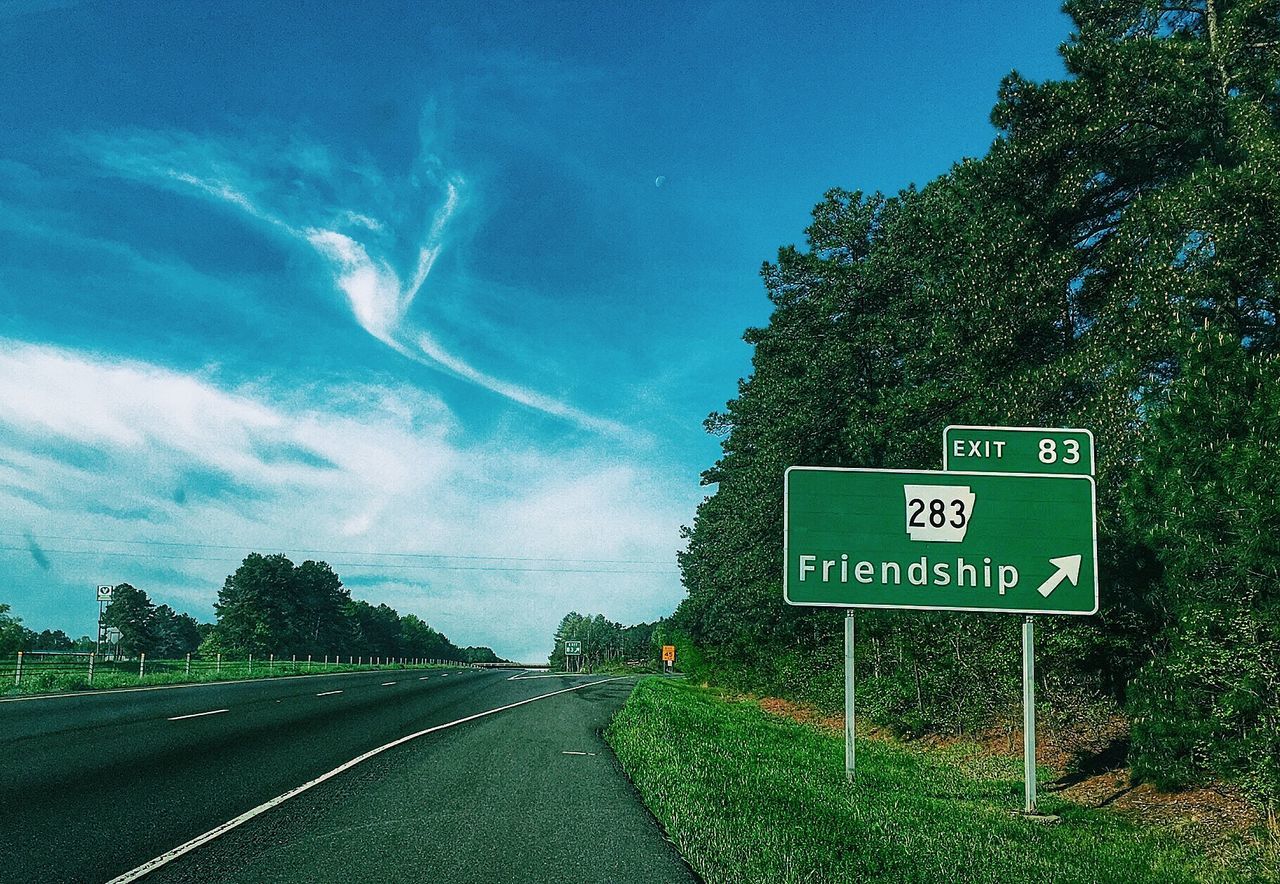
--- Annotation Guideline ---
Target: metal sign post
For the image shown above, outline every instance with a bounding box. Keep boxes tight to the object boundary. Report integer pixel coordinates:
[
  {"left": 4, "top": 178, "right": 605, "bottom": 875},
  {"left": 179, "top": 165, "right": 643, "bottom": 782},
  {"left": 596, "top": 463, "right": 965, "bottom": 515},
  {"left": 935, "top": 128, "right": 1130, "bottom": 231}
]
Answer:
[
  {"left": 95, "top": 584, "right": 114, "bottom": 655},
  {"left": 785, "top": 434, "right": 1099, "bottom": 807},
  {"left": 844, "top": 610, "right": 855, "bottom": 783},
  {"left": 943, "top": 425, "right": 1094, "bottom": 816},
  {"left": 1022, "top": 615, "right": 1037, "bottom": 813}
]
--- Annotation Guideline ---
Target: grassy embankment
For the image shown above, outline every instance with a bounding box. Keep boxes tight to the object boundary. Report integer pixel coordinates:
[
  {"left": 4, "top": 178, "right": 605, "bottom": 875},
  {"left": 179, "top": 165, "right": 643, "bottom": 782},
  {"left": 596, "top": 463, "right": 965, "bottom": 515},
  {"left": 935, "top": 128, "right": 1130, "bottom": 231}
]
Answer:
[
  {"left": 607, "top": 679, "right": 1277, "bottom": 884},
  {"left": 1, "top": 658, "right": 464, "bottom": 698}
]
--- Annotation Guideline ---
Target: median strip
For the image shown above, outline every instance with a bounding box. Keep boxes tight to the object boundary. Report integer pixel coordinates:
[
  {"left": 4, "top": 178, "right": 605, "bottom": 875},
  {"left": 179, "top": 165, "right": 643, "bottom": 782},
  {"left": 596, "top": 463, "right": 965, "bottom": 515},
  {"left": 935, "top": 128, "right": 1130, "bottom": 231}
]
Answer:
[
  {"left": 167, "top": 709, "right": 229, "bottom": 722},
  {"left": 109, "top": 677, "right": 625, "bottom": 883}
]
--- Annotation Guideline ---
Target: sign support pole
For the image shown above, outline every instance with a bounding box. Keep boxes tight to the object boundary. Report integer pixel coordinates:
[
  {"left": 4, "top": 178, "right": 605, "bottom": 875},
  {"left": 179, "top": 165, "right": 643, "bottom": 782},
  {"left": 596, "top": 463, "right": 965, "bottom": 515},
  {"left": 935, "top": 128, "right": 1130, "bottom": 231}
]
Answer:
[
  {"left": 1022, "top": 614, "right": 1037, "bottom": 814},
  {"left": 845, "top": 609, "right": 856, "bottom": 784}
]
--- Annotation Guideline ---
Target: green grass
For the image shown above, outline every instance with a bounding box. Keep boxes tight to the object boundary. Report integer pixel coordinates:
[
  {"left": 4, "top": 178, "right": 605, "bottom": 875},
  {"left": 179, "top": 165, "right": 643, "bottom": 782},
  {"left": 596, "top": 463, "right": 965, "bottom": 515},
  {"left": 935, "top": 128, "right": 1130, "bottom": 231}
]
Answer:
[
  {"left": 0, "top": 659, "right": 462, "bottom": 697},
  {"left": 606, "top": 678, "right": 1274, "bottom": 884}
]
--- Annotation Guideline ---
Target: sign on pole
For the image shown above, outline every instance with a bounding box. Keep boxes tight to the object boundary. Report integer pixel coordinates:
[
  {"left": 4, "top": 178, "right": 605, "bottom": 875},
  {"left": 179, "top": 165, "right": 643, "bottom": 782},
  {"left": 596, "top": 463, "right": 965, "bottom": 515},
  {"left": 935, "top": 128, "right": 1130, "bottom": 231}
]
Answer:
[
  {"left": 661, "top": 645, "right": 675, "bottom": 662},
  {"left": 96, "top": 585, "right": 114, "bottom": 602},
  {"left": 564, "top": 640, "right": 582, "bottom": 656},
  {"left": 943, "top": 425, "right": 1094, "bottom": 475},
  {"left": 784, "top": 467, "right": 1098, "bottom": 616}
]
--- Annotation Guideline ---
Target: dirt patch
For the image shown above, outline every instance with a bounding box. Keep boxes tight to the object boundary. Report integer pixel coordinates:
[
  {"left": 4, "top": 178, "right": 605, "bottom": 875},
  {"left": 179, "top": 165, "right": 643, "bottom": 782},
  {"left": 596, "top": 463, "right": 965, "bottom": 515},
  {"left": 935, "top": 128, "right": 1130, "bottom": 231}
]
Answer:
[{"left": 752, "top": 692, "right": 1270, "bottom": 855}]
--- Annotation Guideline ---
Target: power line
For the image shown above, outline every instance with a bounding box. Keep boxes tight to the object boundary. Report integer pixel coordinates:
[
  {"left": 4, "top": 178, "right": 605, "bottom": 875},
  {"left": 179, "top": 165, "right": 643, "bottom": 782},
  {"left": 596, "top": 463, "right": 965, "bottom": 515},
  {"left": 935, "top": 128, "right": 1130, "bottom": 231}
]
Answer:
[
  {"left": 0, "top": 545, "right": 679, "bottom": 575},
  {"left": 0, "top": 532, "right": 675, "bottom": 566}
]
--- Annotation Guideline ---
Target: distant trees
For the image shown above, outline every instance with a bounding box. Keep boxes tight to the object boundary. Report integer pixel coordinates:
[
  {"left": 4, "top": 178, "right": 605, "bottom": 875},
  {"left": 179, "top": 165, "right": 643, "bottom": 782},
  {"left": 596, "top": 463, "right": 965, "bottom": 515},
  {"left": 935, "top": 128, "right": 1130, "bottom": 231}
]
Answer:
[
  {"left": 103, "top": 583, "right": 157, "bottom": 657},
  {"left": 2, "top": 553, "right": 490, "bottom": 666},
  {"left": 208, "top": 552, "right": 497, "bottom": 663},
  {"left": 102, "top": 584, "right": 203, "bottom": 658},
  {"left": 549, "top": 612, "right": 669, "bottom": 670},
  {"left": 674, "top": 0, "right": 1280, "bottom": 807},
  {"left": 0, "top": 604, "right": 29, "bottom": 657}
]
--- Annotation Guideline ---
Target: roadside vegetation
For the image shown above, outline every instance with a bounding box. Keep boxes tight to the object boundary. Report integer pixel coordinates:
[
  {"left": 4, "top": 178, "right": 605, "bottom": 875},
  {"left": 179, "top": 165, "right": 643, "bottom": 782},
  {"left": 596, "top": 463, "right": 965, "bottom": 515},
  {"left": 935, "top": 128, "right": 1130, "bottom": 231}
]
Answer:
[
  {"left": 0, "top": 655, "right": 465, "bottom": 699},
  {"left": 2, "top": 552, "right": 503, "bottom": 697},
  {"left": 668, "top": 0, "right": 1280, "bottom": 825},
  {"left": 608, "top": 679, "right": 1277, "bottom": 884}
]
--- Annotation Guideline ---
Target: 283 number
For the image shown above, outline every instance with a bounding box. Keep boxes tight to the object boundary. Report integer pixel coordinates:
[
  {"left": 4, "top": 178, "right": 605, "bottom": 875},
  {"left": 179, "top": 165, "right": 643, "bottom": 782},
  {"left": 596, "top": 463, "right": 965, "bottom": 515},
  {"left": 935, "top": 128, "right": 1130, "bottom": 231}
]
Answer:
[{"left": 907, "top": 497, "right": 968, "bottom": 529}]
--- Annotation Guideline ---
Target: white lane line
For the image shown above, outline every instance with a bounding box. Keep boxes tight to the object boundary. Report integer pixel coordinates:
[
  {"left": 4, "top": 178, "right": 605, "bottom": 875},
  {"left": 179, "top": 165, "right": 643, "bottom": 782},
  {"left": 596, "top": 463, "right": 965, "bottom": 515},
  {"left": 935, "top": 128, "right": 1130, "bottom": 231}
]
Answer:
[
  {"left": 418, "top": 676, "right": 429, "bottom": 680},
  {"left": 167, "top": 709, "right": 229, "bottom": 722},
  {"left": 108, "top": 677, "right": 626, "bottom": 884},
  {"left": 381, "top": 681, "right": 396, "bottom": 686},
  {"left": 316, "top": 690, "right": 343, "bottom": 697},
  {"left": 0, "top": 667, "right": 406, "bottom": 704}
]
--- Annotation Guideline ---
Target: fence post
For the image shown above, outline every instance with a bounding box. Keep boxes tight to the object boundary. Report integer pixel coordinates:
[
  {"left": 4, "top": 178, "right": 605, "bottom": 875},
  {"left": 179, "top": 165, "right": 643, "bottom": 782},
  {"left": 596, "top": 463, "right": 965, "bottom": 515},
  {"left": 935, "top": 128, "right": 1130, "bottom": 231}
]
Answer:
[
  {"left": 14, "top": 651, "right": 22, "bottom": 686},
  {"left": 185, "top": 653, "right": 191, "bottom": 676},
  {"left": 88, "top": 652, "right": 95, "bottom": 685},
  {"left": 217, "top": 652, "right": 222, "bottom": 673},
  {"left": 293, "top": 654, "right": 296, "bottom": 669},
  {"left": 270, "top": 653, "right": 275, "bottom": 672},
  {"left": 307, "top": 653, "right": 312, "bottom": 672},
  {"left": 139, "top": 652, "right": 146, "bottom": 679},
  {"left": 248, "top": 653, "right": 253, "bottom": 675},
  {"left": 324, "top": 654, "right": 329, "bottom": 667}
]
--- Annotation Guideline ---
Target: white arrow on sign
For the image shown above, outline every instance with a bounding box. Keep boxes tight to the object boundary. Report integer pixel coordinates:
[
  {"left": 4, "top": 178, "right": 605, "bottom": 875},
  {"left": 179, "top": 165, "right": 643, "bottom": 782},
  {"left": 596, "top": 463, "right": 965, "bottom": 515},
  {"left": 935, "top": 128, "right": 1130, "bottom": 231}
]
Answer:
[{"left": 1035, "top": 555, "right": 1082, "bottom": 598}]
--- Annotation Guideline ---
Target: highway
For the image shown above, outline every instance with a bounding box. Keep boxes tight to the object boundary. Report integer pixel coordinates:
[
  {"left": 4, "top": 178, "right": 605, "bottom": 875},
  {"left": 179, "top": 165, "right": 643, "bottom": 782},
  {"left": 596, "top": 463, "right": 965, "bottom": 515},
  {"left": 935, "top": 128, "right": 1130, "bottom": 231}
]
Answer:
[{"left": 0, "top": 669, "right": 696, "bottom": 883}]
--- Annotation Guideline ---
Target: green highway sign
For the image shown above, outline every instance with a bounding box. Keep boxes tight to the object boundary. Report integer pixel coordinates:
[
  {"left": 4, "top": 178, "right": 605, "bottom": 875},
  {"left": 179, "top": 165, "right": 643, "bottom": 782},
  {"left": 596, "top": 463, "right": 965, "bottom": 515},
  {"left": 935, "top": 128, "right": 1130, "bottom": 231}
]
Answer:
[
  {"left": 783, "top": 467, "right": 1098, "bottom": 615},
  {"left": 943, "top": 425, "right": 1094, "bottom": 475},
  {"left": 564, "top": 640, "right": 582, "bottom": 655}
]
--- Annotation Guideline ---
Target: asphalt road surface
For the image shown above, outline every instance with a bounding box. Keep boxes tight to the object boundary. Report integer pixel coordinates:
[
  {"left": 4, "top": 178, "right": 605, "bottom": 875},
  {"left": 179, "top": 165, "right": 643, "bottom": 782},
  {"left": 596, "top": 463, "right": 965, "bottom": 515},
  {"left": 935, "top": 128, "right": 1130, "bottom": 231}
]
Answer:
[{"left": 0, "top": 668, "right": 696, "bottom": 883}]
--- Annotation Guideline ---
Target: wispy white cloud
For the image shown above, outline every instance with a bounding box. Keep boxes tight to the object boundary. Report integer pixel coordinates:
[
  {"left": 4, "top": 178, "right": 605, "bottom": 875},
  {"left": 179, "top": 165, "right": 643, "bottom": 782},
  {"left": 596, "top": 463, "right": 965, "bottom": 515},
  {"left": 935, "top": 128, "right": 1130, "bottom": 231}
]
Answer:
[
  {"left": 81, "top": 128, "right": 621, "bottom": 436},
  {"left": 0, "top": 339, "right": 689, "bottom": 661}
]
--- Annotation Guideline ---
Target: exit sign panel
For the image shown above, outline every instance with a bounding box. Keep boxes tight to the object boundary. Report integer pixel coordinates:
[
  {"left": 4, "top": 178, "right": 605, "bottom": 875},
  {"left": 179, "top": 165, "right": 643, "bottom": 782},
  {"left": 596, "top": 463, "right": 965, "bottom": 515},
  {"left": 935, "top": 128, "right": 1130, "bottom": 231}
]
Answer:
[{"left": 943, "top": 425, "right": 1094, "bottom": 475}]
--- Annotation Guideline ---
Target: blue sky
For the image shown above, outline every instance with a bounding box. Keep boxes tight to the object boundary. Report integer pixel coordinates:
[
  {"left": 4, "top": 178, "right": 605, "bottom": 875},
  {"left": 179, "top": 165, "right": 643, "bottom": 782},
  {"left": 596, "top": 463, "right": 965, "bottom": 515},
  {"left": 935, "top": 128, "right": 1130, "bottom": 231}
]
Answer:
[{"left": 0, "top": 1, "right": 1071, "bottom": 662}]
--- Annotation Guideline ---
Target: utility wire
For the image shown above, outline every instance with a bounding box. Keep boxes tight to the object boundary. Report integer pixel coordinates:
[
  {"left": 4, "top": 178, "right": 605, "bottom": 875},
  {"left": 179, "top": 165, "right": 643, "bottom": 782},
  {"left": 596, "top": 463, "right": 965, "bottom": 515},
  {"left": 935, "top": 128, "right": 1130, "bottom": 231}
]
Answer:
[
  {"left": 0, "top": 545, "right": 679, "bottom": 574},
  {"left": 0, "top": 532, "right": 675, "bottom": 566}
]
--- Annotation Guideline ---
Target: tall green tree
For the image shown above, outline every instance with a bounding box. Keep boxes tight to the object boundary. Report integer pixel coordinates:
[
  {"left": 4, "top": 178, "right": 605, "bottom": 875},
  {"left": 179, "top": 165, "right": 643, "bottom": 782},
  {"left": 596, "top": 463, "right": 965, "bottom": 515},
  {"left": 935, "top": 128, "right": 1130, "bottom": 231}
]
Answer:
[
  {"left": 213, "top": 553, "right": 298, "bottom": 655},
  {"left": 0, "top": 604, "right": 35, "bottom": 657},
  {"left": 293, "top": 560, "right": 352, "bottom": 655},
  {"left": 103, "top": 583, "right": 156, "bottom": 657},
  {"left": 151, "top": 605, "right": 204, "bottom": 658},
  {"left": 673, "top": 0, "right": 1280, "bottom": 801}
]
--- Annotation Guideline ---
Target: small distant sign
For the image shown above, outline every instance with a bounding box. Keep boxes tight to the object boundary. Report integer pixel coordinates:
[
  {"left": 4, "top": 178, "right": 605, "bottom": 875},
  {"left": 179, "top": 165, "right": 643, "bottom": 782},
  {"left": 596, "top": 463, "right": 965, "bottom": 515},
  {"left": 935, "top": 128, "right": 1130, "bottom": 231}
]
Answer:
[
  {"left": 96, "top": 585, "right": 114, "bottom": 602},
  {"left": 564, "top": 640, "right": 582, "bottom": 655},
  {"left": 661, "top": 645, "right": 676, "bottom": 662},
  {"left": 105, "top": 627, "right": 122, "bottom": 642}
]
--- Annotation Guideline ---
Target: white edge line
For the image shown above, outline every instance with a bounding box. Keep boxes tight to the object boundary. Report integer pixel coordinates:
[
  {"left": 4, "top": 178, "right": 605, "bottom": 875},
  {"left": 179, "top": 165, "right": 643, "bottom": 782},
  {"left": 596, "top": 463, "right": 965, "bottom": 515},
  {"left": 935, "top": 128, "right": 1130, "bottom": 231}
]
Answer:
[
  {"left": 107, "top": 677, "right": 626, "bottom": 884},
  {"left": 315, "top": 690, "right": 342, "bottom": 697},
  {"left": 167, "top": 709, "right": 229, "bottom": 721}
]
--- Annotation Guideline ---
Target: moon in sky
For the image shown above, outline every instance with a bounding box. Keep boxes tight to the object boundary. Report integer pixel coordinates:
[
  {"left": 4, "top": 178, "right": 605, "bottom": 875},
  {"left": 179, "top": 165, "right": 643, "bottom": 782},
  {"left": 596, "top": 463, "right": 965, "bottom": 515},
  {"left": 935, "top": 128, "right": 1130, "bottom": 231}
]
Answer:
[{"left": 654, "top": 175, "right": 666, "bottom": 188}]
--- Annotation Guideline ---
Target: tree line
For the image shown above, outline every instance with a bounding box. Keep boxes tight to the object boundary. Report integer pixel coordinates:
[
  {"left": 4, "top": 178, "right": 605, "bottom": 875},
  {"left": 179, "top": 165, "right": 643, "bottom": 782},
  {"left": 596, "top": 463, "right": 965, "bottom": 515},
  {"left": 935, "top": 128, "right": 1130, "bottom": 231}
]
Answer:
[
  {"left": 548, "top": 611, "right": 673, "bottom": 671},
  {"left": 2, "top": 552, "right": 502, "bottom": 664},
  {"left": 674, "top": 0, "right": 1279, "bottom": 811}
]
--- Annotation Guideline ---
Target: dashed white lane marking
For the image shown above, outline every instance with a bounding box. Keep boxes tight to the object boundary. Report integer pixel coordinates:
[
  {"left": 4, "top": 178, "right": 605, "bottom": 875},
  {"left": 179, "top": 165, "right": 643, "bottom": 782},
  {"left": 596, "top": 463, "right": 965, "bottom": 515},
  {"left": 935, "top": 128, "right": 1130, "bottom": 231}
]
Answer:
[
  {"left": 316, "top": 690, "right": 343, "bottom": 697},
  {"left": 381, "top": 682, "right": 396, "bottom": 686},
  {"left": 108, "top": 677, "right": 626, "bottom": 883},
  {"left": 561, "top": 751, "right": 596, "bottom": 756},
  {"left": 419, "top": 676, "right": 430, "bottom": 680},
  {"left": 167, "top": 709, "right": 229, "bottom": 722}
]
